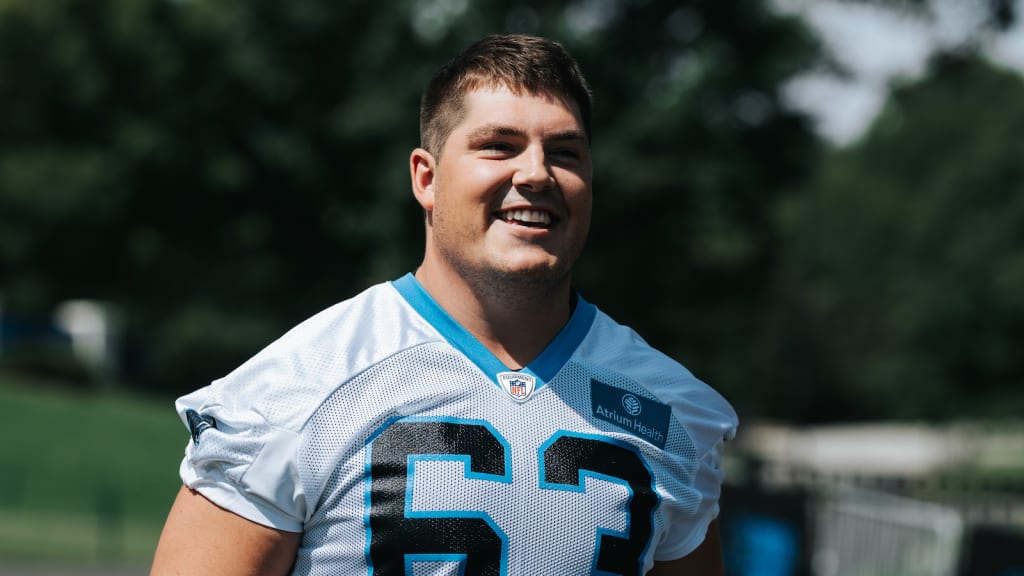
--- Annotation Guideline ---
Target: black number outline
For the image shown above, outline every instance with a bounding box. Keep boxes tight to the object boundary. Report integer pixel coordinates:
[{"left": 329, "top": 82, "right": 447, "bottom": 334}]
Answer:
[
  {"left": 367, "top": 419, "right": 659, "bottom": 575},
  {"left": 366, "top": 417, "right": 510, "bottom": 575},
  {"left": 539, "top": 432, "right": 659, "bottom": 576}
]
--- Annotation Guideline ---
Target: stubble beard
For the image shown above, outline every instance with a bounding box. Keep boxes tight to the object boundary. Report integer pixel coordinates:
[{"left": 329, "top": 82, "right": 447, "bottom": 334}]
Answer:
[{"left": 437, "top": 237, "right": 580, "bottom": 308}]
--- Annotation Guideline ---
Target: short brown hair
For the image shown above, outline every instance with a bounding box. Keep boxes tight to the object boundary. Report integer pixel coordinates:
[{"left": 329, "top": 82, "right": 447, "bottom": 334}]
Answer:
[{"left": 419, "top": 34, "right": 592, "bottom": 156}]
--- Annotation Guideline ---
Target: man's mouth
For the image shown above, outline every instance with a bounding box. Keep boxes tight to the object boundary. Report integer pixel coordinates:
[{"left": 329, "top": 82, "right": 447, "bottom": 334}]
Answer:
[{"left": 496, "top": 208, "right": 554, "bottom": 229}]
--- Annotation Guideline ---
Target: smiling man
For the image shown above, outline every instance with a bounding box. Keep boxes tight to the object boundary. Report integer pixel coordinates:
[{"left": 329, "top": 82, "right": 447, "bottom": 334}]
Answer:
[
  {"left": 410, "top": 83, "right": 592, "bottom": 371},
  {"left": 151, "top": 35, "right": 737, "bottom": 576}
]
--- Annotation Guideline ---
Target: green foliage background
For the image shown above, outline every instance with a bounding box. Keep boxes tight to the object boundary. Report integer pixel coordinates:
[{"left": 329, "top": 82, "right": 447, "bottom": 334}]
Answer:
[
  {"left": 1, "top": 0, "right": 1021, "bottom": 424},
  {"left": 765, "top": 54, "right": 1024, "bottom": 421}
]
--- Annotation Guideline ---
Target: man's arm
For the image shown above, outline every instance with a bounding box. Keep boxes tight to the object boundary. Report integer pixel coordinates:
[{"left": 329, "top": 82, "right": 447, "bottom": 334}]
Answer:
[
  {"left": 647, "top": 518, "right": 725, "bottom": 576},
  {"left": 151, "top": 485, "right": 301, "bottom": 576}
]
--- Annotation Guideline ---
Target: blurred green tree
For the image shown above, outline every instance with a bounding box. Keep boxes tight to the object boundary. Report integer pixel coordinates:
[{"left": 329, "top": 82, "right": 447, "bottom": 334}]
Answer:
[
  {"left": 765, "top": 54, "right": 1024, "bottom": 421},
  {"left": 1, "top": 0, "right": 429, "bottom": 388}
]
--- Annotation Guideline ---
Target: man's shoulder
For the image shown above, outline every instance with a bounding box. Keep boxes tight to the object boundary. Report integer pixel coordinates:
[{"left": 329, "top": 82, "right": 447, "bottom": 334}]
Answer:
[
  {"left": 580, "top": 307, "right": 692, "bottom": 378},
  {"left": 188, "top": 279, "right": 440, "bottom": 429},
  {"left": 277, "top": 280, "right": 402, "bottom": 342},
  {"left": 579, "top": 305, "right": 737, "bottom": 433}
]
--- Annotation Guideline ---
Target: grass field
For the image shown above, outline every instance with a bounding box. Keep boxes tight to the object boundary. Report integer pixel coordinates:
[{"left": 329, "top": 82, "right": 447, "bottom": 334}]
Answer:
[{"left": 0, "top": 375, "right": 186, "bottom": 568}]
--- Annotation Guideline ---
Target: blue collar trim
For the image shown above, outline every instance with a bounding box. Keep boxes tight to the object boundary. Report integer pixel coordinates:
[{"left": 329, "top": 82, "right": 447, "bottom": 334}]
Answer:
[{"left": 390, "top": 273, "right": 596, "bottom": 389}]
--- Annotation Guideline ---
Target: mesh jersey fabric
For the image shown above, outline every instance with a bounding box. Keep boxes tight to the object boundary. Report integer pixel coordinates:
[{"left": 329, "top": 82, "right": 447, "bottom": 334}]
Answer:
[{"left": 176, "top": 273, "right": 738, "bottom": 575}]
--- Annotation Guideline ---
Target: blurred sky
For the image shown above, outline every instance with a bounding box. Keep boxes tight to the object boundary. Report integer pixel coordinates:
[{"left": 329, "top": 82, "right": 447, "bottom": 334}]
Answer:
[{"left": 775, "top": 0, "right": 1024, "bottom": 145}]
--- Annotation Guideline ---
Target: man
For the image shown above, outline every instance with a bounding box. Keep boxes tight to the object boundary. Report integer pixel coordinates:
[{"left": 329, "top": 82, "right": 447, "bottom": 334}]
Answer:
[{"left": 151, "top": 34, "right": 737, "bottom": 575}]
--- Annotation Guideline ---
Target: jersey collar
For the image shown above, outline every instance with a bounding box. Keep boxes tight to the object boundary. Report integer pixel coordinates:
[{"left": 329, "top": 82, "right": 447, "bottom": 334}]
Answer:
[{"left": 390, "top": 273, "right": 596, "bottom": 390}]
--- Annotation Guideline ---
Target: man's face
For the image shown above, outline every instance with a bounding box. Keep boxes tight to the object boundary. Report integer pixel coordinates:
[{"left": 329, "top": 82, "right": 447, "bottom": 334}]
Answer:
[{"left": 414, "top": 86, "right": 593, "bottom": 291}]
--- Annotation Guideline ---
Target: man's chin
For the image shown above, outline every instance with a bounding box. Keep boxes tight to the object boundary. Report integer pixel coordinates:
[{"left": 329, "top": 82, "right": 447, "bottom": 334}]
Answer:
[
  {"left": 441, "top": 246, "right": 578, "bottom": 292},
  {"left": 492, "top": 260, "right": 571, "bottom": 287}
]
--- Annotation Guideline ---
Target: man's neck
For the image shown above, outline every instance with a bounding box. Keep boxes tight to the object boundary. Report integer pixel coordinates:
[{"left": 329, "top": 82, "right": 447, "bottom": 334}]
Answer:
[{"left": 414, "top": 262, "right": 573, "bottom": 370}]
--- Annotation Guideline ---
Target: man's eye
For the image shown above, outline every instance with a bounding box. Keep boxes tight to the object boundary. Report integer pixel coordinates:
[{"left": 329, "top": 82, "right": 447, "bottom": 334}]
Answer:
[
  {"left": 482, "top": 142, "right": 514, "bottom": 152},
  {"left": 551, "top": 148, "right": 581, "bottom": 160}
]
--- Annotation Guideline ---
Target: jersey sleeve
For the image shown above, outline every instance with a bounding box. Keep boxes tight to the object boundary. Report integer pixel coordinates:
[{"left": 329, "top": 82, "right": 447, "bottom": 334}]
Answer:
[
  {"left": 170, "top": 282, "right": 425, "bottom": 534},
  {"left": 654, "top": 381, "right": 738, "bottom": 561},
  {"left": 175, "top": 374, "right": 308, "bottom": 533}
]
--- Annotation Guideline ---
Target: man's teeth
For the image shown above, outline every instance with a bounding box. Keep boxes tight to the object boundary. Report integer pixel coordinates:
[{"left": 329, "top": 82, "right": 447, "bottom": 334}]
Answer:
[{"left": 501, "top": 209, "right": 551, "bottom": 225}]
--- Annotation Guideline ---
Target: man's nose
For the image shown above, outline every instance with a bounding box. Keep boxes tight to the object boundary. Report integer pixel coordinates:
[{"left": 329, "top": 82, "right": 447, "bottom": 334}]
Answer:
[{"left": 511, "top": 147, "right": 555, "bottom": 192}]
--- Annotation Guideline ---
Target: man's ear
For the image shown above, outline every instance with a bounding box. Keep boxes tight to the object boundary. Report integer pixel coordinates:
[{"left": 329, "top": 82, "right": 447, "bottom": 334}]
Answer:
[{"left": 410, "top": 148, "right": 437, "bottom": 211}]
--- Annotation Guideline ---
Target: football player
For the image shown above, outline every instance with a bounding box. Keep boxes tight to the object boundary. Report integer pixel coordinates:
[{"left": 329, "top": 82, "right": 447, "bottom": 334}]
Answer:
[{"left": 151, "top": 34, "right": 737, "bottom": 576}]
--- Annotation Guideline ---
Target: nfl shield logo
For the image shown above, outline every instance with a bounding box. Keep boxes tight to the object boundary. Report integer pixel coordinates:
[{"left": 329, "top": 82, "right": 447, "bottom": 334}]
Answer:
[{"left": 497, "top": 372, "right": 537, "bottom": 402}]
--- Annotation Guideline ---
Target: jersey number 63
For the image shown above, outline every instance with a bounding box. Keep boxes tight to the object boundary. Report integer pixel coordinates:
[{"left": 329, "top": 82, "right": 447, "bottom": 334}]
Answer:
[{"left": 367, "top": 418, "right": 658, "bottom": 576}]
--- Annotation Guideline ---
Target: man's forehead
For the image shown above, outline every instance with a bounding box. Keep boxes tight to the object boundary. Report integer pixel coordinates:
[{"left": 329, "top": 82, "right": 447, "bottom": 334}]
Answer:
[
  {"left": 464, "top": 82, "right": 580, "bottom": 107},
  {"left": 459, "top": 85, "right": 584, "bottom": 127}
]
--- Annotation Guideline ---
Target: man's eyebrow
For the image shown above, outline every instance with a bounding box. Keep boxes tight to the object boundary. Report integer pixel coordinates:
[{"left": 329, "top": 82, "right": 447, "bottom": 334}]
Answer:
[
  {"left": 545, "top": 130, "right": 588, "bottom": 144},
  {"left": 464, "top": 125, "right": 587, "bottom": 144},
  {"left": 465, "top": 124, "right": 526, "bottom": 141}
]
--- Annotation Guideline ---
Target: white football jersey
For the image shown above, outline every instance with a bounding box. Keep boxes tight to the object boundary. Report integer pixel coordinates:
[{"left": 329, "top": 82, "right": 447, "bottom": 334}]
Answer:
[{"left": 176, "top": 274, "right": 737, "bottom": 575}]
